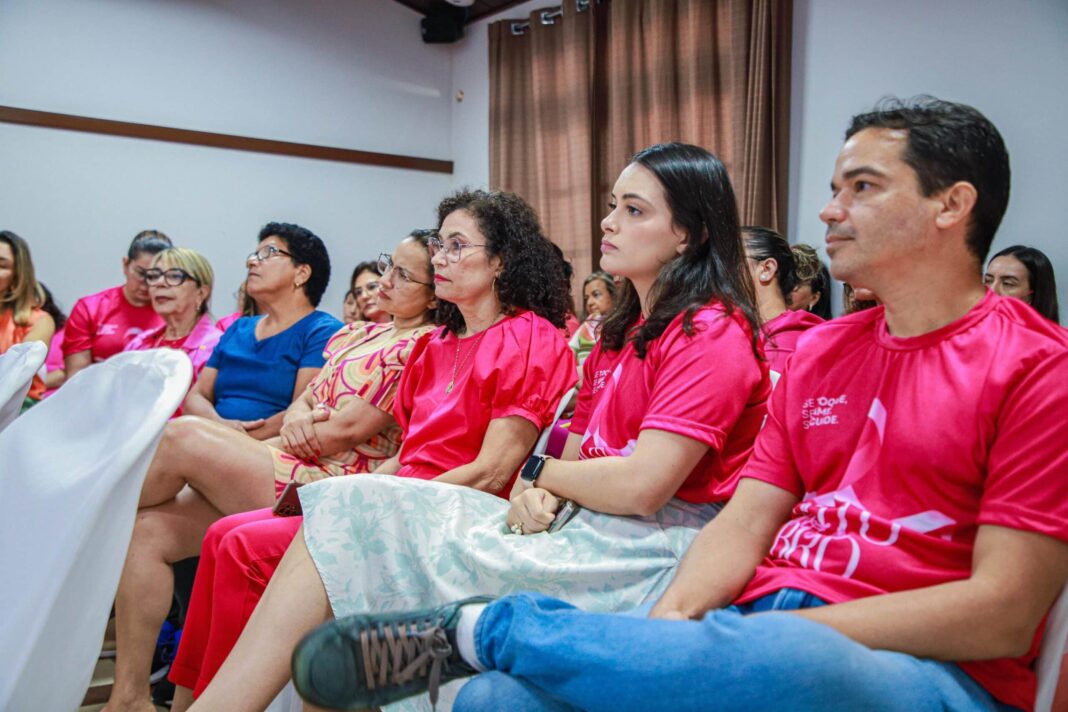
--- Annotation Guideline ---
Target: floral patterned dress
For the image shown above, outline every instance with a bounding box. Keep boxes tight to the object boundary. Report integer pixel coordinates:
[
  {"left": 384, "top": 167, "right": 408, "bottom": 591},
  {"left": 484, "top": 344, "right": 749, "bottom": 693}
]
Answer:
[{"left": 268, "top": 321, "right": 435, "bottom": 487}]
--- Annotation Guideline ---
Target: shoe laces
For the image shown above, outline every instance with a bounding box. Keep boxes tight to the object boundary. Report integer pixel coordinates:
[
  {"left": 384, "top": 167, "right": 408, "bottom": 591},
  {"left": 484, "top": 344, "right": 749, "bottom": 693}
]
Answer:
[{"left": 360, "top": 618, "right": 454, "bottom": 708}]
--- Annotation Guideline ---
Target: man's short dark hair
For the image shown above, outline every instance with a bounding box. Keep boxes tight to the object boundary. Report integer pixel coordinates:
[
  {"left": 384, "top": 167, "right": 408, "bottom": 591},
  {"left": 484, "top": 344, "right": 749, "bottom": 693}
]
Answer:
[
  {"left": 258, "top": 222, "right": 331, "bottom": 306},
  {"left": 846, "top": 96, "right": 1010, "bottom": 263}
]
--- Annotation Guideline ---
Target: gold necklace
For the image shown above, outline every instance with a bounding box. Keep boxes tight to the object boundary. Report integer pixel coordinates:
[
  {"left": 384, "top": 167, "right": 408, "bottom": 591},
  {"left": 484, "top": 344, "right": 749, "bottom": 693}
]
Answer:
[{"left": 446, "top": 329, "right": 488, "bottom": 394}]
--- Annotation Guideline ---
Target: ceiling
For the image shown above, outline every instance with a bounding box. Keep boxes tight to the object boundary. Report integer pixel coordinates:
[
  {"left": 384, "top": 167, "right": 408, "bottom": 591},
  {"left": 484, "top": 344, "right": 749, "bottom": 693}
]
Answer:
[{"left": 392, "top": 0, "right": 533, "bottom": 24}]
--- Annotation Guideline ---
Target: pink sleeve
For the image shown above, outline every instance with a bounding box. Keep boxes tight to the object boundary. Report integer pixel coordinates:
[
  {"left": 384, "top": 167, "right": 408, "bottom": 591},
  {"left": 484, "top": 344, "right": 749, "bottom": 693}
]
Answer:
[
  {"left": 490, "top": 317, "right": 578, "bottom": 429},
  {"left": 63, "top": 297, "right": 94, "bottom": 356},
  {"left": 392, "top": 332, "right": 433, "bottom": 435},
  {"left": 979, "top": 349, "right": 1068, "bottom": 541},
  {"left": 568, "top": 342, "right": 604, "bottom": 435},
  {"left": 739, "top": 368, "right": 805, "bottom": 497},
  {"left": 640, "top": 311, "right": 765, "bottom": 450}
]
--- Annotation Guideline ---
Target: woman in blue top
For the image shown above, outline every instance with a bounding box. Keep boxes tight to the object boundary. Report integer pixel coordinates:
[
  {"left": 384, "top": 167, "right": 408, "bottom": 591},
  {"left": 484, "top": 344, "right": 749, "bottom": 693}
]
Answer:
[
  {"left": 103, "top": 222, "right": 338, "bottom": 712},
  {"left": 183, "top": 222, "right": 341, "bottom": 436}
]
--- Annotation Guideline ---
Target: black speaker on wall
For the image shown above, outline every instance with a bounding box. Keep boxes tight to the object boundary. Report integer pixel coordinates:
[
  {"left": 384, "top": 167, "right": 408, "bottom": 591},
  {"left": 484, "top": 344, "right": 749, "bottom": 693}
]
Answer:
[{"left": 421, "top": 1, "right": 468, "bottom": 44}]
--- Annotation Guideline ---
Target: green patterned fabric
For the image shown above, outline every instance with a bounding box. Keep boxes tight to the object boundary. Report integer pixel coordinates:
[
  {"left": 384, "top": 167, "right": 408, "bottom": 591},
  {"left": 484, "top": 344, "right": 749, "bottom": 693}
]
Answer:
[{"left": 300, "top": 474, "right": 720, "bottom": 711}]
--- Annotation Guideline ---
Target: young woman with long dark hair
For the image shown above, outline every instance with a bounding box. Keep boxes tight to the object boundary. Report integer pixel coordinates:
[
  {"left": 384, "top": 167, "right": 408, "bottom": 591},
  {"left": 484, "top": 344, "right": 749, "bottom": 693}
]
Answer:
[{"left": 186, "top": 144, "right": 771, "bottom": 712}]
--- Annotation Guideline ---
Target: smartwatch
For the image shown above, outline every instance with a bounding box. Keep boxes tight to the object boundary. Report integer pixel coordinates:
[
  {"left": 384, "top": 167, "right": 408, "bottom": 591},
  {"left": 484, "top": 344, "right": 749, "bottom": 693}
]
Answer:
[{"left": 520, "top": 454, "right": 551, "bottom": 485}]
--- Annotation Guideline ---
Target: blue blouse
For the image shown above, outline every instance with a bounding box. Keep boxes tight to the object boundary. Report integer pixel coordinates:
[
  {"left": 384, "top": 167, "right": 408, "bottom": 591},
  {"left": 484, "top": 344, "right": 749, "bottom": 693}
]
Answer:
[{"left": 206, "top": 310, "right": 342, "bottom": 421}]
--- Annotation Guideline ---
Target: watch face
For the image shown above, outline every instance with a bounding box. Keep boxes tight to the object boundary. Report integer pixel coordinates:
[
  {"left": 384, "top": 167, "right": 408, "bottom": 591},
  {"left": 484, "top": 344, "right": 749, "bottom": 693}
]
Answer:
[{"left": 521, "top": 455, "right": 545, "bottom": 481}]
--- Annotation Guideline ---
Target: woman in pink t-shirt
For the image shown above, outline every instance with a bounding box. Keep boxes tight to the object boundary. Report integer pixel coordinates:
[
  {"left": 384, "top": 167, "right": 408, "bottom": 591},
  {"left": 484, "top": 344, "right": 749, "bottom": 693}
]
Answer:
[
  {"left": 742, "top": 227, "right": 825, "bottom": 380},
  {"left": 63, "top": 230, "right": 172, "bottom": 381},
  {"left": 191, "top": 146, "right": 771, "bottom": 712}
]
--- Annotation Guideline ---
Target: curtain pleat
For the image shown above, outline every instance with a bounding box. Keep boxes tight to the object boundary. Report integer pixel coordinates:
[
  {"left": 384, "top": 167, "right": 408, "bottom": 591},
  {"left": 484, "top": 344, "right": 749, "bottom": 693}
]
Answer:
[{"left": 490, "top": 0, "right": 792, "bottom": 284}]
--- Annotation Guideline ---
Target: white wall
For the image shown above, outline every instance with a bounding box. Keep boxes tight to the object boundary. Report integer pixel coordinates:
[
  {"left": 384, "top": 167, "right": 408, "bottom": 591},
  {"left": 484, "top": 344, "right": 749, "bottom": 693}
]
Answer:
[
  {"left": 451, "top": 0, "right": 1068, "bottom": 318},
  {"left": 789, "top": 0, "right": 1068, "bottom": 316},
  {"left": 0, "top": 0, "right": 455, "bottom": 317}
]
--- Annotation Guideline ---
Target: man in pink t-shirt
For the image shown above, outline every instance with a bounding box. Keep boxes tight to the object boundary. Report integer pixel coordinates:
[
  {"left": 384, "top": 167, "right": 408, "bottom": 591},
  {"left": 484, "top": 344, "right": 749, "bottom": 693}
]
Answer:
[
  {"left": 63, "top": 230, "right": 170, "bottom": 379},
  {"left": 313, "top": 98, "right": 1068, "bottom": 712}
]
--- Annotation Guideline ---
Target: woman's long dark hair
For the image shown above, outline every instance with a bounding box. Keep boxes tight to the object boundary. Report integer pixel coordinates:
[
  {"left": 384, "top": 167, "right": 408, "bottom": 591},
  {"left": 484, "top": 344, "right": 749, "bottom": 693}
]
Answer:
[
  {"left": 599, "top": 143, "right": 761, "bottom": 358},
  {"left": 434, "top": 190, "right": 570, "bottom": 336},
  {"left": 990, "top": 245, "right": 1060, "bottom": 323}
]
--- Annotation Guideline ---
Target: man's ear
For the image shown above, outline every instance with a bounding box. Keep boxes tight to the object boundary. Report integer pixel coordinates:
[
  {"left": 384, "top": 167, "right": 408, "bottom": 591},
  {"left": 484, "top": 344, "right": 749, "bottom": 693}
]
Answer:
[{"left": 934, "top": 181, "right": 978, "bottom": 232}]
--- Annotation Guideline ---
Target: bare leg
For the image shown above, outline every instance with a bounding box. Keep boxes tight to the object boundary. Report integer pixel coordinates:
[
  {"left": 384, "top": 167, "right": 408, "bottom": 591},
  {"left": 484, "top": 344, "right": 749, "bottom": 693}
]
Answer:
[
  {"left": 104, "top": 489, "right": 223, "bottom": 712},
  {"left": 171, "top": 685, "right": 194, "bottom": 712},
  {"left": 191, "top": 529, "right": 332, "bottom": 712},
  {"left": 139, "top": 416, "right": 277, "bottom": 513}
]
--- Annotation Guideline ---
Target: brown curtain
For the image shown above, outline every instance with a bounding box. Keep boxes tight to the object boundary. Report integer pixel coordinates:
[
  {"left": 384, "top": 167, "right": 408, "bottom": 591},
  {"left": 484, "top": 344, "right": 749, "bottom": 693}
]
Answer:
[
  {"left": 490, "top": 3, "right": 598, "bottom": 286},
  {"left": 490, "top": 0, "right": 792, "bottom": 281}
]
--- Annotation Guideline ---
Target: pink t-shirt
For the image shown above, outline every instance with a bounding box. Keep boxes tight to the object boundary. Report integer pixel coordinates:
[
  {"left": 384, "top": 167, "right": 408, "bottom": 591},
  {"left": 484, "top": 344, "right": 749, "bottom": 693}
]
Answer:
[
  {"left": 737, "top": 291, "right": 1068, "bottom": 711},
  {"left": 215, "top": 312, "right": 241, "bottom": 333},
  {"left": 393, "top": 310, "right": 577, "bottom": 493},
  {"left": 570, "top": 304, "right": 770, "bottom": 504},
  {"left": 63, "top": 285, "right": 163, "bottom": 361},
  {"left": 762, "top": 309, "right": 824, "bottom": 377}
]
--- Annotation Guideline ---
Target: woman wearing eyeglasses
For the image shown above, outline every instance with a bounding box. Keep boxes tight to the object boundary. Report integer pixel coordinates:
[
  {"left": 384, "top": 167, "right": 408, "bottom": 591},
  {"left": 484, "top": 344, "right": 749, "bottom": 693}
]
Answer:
[
  {"left": 63, "top": 231, "right": 172, "bottom": 380},
  {"left": 123, "top": 248, "right": 223, "bottom": 402},
  {"left": 344, "top": 261, "right": 391, "bottom": 324},
  {"left": 103, "top": 223, "right": 341, "bottom": 712},
  {"left": 157, "top": 230, "right": 443, "bottom": 711},
  {"left": 181, "top": 222, "right": 341, "bottom": 440}
]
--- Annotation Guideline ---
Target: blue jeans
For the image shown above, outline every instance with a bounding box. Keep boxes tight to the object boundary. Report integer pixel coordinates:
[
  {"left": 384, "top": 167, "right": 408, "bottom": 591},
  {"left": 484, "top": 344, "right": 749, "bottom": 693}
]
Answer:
[{"left": 456, "top": 589, "right": 1017, "bottom": 712}]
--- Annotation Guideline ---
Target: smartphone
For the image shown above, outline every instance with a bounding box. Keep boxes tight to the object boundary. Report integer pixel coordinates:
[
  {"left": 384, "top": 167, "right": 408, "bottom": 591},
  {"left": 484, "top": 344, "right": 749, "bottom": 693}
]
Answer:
[
  {"left": 272, "top": 480, "right": 304, "bottom": 517},
  {"left": 547, "top": 499, "right": 581, "bottom": 533}
]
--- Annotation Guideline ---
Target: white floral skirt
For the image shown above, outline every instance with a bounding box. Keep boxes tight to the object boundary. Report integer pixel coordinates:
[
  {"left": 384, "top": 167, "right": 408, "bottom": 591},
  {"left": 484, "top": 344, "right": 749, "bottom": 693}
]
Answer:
[{"left": 299, "top": 474, "right": 720, "bottom": 711}]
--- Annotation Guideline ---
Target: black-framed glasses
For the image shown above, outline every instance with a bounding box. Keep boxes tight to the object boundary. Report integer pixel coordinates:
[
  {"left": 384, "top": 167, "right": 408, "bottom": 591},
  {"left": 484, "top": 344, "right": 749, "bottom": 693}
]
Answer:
[
  {"left": 377, "top": 253, "right": 433, "bottom": 287},
  {"left": 131, "top": 266, "right": 150, "bottom": 282},
  {"left": 247, "top": 245, "right": 293, "bottom": 263},
  {"left": 427, "top": 236, "right": 486, "bottom": 264},
  {"left": 145, "top": 268, "right": 199, "bottom": 287}
]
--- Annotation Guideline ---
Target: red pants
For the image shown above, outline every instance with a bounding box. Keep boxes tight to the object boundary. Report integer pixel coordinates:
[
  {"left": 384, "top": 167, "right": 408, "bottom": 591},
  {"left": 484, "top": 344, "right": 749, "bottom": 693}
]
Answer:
[{"left": 168, "top": 507, "right": 302, "bottom": 697}]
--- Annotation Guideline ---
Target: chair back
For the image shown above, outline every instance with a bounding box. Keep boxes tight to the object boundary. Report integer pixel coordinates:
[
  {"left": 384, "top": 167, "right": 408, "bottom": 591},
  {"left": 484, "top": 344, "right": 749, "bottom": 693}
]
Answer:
[
  {"left": 1036, "top": 579, "right": 1068, "bottom": 712},
  {"left": 0, "top": 341, "right": 48, "bottom": 431},
  {"left": 532, "top": 386, "right": 577, "bottom": 457},
  {"left": 0, "top": 349, "right": 192, "bottom": 712}
]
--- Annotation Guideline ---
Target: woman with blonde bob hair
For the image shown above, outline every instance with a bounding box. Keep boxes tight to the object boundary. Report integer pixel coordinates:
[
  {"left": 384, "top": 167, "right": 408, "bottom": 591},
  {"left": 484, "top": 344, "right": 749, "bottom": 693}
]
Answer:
[
  {"left": 124, "top": 247, "right": 223, "bottom": 383},
  {"left": 0, "top": 230, "right": 55, "bottom": 404}
]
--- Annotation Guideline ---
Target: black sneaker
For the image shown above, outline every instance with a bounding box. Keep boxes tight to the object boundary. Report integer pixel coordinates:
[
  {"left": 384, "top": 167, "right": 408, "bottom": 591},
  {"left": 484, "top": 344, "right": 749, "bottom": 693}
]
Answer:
[{"left": 291, "top": 596, "right": 493, "bottom": 710}]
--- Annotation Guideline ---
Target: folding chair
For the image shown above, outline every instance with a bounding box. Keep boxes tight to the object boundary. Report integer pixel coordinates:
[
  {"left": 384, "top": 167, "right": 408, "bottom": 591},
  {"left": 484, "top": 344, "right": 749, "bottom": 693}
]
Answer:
[
  {"left": 0, "top": 349, "right": 192, "bottom": 711},
  {"left": 0, "top": 340, "right": 48, "bottom": 431},
  {"left": 1035, "top": 579, "right": 1068, "bottom": 712}
]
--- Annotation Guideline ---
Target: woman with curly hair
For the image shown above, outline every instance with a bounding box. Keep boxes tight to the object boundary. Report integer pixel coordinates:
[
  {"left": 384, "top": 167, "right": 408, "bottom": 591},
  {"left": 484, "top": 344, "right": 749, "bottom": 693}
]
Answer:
[{"left": 190, "top": 147, "right": 770, "bottom": 712}]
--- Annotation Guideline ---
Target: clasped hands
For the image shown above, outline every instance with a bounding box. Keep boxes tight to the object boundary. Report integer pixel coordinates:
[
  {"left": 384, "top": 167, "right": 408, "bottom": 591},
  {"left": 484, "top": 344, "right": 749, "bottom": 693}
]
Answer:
[
  {"left": 506, "top": 474, "right": 562, "bottom": 536},
  {"left": 278, "top": 403, "right": 332, "bottom": 461}
]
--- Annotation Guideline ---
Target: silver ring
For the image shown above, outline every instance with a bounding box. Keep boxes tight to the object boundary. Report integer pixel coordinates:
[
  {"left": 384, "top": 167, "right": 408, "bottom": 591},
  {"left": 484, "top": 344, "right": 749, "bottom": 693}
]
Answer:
[{"left": 509, "top": 522, "right": 524, "bottom": 536}]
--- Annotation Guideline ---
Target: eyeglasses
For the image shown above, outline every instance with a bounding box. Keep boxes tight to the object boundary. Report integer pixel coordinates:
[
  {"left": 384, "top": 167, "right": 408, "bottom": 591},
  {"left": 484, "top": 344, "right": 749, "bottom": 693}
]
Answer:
[
  {"left": 246, "top": 245, "right": 293, "bottom": 263},
  {"left": 427, "top": 236, "right": 486, "bottom": 264},
  {"left": 351, "top": 281, "right": 380, "bottom": 299},
  {"left": 145, "top": 268, "right": 199, "bottom": 287},
  {"left": 377, "top": 253, "right": 433, "bottom": 287},
  {"left": 131, "top": 266, "right": 150, "bottom": 282}
]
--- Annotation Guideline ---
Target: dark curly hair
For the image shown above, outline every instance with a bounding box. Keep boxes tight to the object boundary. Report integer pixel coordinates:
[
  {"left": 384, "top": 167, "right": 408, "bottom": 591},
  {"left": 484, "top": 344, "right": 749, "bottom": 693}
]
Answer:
[
  {"left": 600, "top": 143, "right": 761, "bottom": 358},
  {"left": 257, "top": 222, "right": 331, "bottom": 306},
  {"left": 434, "top": 190, "right": 570, "bottom": 336}
]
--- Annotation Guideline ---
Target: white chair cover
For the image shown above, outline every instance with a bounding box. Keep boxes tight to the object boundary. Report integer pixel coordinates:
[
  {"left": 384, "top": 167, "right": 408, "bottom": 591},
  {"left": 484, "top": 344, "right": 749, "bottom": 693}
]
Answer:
[
  {"left": 0, "top": 349, "right": 192, "bottom": 712},
  {"left": 1035, "top": 580, "right": 1068, "bottom": 712},
  {"left": 0, "top": 341, "right": 48, "bottom": 432},
  {"left": 532, "top": 385, "right": 578, "bottom": 457}
]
